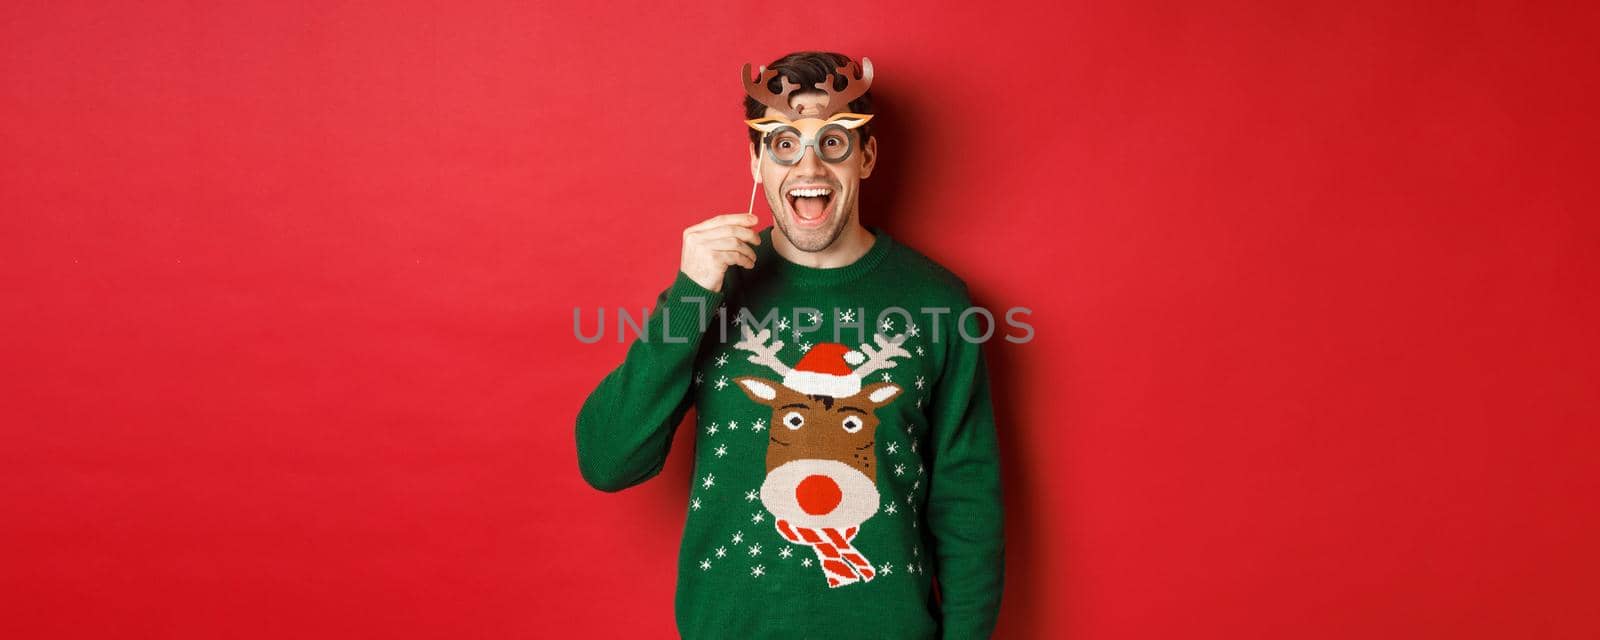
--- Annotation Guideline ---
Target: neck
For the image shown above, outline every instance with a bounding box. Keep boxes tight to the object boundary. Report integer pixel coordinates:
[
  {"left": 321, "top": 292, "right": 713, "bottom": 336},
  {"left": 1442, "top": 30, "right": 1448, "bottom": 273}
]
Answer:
[{"left": 773, "top": 219, "right": 876, "bottom": 268}]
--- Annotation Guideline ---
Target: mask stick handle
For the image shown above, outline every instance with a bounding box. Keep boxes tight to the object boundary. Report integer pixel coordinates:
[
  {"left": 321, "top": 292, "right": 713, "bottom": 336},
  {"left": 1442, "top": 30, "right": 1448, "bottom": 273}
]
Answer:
[{"left": 747, "top": 147, "right": 763, "bottom": 217}]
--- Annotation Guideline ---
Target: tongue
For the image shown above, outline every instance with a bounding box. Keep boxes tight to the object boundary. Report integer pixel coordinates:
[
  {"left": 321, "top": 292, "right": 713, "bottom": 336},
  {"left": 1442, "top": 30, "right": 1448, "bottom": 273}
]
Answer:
[{"left": 795, "top": 196, "right": 828, "bottom": 221}]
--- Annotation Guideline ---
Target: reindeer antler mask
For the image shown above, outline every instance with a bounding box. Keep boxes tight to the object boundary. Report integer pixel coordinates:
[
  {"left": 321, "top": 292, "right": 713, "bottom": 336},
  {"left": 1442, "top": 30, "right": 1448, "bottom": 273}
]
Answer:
[
  {"left": 741, "top": 57, "right": 876, "bottom": 168},
  {"left": 742, "top": 57, "right": 873, "bottom": 122}
]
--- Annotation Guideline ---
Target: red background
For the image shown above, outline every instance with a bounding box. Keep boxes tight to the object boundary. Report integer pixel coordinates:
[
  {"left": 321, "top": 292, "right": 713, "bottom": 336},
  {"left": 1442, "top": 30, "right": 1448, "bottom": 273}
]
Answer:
[{"left": 4, "top": 1, "right": 1598, "bottom": 638}]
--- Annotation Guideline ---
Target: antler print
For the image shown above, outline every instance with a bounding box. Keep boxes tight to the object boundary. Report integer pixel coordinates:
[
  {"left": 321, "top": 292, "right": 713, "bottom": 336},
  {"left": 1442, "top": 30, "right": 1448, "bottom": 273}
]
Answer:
[
  {"left": 852, "top": 332, "right": 909, "bottom": 380},
  {"left": 733, "top": 324, "right": 793, "bottom": 377}
]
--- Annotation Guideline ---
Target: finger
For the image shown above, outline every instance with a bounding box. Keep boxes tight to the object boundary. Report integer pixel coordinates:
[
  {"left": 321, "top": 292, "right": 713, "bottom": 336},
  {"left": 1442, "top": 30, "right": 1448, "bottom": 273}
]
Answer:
[
  {"left": 704, "top": 238, "right": 757, "bottom": 263},
  {"left": 703, "top": 223, "right": 762, "bottom": 246},
  {"left": 715, "top": 249, "right": 757, "bottom": 269},
  {"left": 727, "top": 241, "right": 759, "bottom": 264},
  {"left": 687, "top": 212, "right": 758, "bottom": 233},
  {"left": 703, "top": 236, "right": 758, "bottom": 257}
]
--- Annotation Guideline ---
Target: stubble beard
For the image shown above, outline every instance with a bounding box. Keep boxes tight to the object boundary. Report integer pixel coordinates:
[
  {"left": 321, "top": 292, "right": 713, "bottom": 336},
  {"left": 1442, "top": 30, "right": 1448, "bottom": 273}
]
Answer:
[{"left": 767, "top": 188, "right": 854, "bottom": 253}]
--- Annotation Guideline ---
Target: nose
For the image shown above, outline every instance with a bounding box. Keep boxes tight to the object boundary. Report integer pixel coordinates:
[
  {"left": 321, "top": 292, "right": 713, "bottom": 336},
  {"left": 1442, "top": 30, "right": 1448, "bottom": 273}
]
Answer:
[
  {"left": 794, "top": 141, "right": 827, "bottom": 172},
  {"left": 795, "top": 474, "right": 842, "bottom": 515}
]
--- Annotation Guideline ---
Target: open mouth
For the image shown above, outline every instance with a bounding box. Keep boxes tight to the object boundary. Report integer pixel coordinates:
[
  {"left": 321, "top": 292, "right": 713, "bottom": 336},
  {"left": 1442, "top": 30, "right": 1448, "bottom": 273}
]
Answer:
[{"left": 785, "top": 185, "right": 836, "bottom": 228}]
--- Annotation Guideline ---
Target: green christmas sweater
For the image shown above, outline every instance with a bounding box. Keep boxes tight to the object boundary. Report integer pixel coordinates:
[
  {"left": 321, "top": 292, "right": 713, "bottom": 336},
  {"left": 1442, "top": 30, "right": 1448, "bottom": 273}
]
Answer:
[{"left": 576, "top": 225, "right": 1005, "bottom": 639}]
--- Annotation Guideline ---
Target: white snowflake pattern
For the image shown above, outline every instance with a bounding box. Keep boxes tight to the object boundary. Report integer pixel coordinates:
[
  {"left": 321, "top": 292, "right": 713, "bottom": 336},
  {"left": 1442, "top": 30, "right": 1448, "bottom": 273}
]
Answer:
[
  {"left": 714, "top": 444, "right": 728, "bottom": 458},
  {"left": 751, "top": 512, "right": 765, "bottom": 524},
  {"left": 880, "top": 372, "right": 893, "bottom": 382},
  {"left": 701, "top": 473, "right": 716, "bottom": 489},
  {"left": 714, "top": 376, "right": 729, "bottom": 390},
  {"left": 715, "top": 546, "right": 728, "bottom": 558},
  {"left": 907, "top": 322, "right": 920, "bottom": 337},
  {"left": 914, "top": 375, "right": 926, "bottom": 390},
  {"left": 838, "top": 309, "right": 856, "bottom": 323},
  {"left": 884, "top": 502, "right": 898, "bottom": 515},
  {"left": 915, "top": 397, "right": 924, "bottom": 409},
  {"left": 744, "top": 489, "right": 759, "bottom": 502},
  {"left": 913, "top": 479, "right": 921, "bottom": 491},
  {"left": 879, "top": 317, "right": 894, "bottom": 331},
  {"left": 917, "top": 462, "right": 924, "bottom": 476},
  {"left": 750, "top": 419, "right": 766, "bottom": 432},
  {"left": 691, "top": 497, "right": 702, "bottom": 510},
  {"left": 750, "top": 565, "right": 766, "bottom": 578},
  {"left": 907, "top": 562, "right": 917, "bottom": 574},
  {"left": 801, "top": 558, "right": 813, "bottom": 568},
  {"left": 727, "top": 420, "right": 739, "bottom": 431},
  {"left": 714, "top": 353, "right": 728, "bottom": 367},
  {"left": 778, "top": 547, "right": 793, "bottom": 559},
  {"left": 915, "top": 345, "right": 925, "bottom": 356},
  {"left": 731, "top": 531, "right": 744, "bottom": 545},
  {"left": 706, "top": 422, "right": 719, "bottom": 436},
  {"left": 694, "top": 371, "right": 704, "bottom": 385},
  {"left": 885, "top": 442, "right": 899, "bottom": 455},
  {"left": 800, "top": 341, "right": 813, "bottom": 352},
  {"left": 913, "top": 547, "right": 919, "bottom": 556},
  {"left": 792, "top": 329, "right": 803, "bottom": 341},
  {"left": 700, "top": 559, "right": 712, "bottom": 570},
  {"left": 808, "top": 312, "right": 821, "bottom": 324},
  {"left": 894, "top": 464, "right": 906, "bottom": 476},
  {"left": 748, "top": 543, "right": 763, "bottom": 557},
  {"left": 880, "top": 564, "right": 893, "bottom": 576},
  {"left": 776, "top": 316, "right": 790, "bottom": 331}
]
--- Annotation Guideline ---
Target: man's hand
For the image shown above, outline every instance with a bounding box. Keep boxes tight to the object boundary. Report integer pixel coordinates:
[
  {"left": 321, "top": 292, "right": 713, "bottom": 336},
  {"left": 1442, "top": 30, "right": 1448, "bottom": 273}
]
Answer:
[{"left": 680, "top": 213, "right": 761, "bottom": 293}]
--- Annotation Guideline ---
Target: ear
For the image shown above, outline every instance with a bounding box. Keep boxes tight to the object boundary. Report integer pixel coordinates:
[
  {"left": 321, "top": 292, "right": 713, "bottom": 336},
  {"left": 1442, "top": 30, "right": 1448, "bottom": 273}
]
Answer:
[
  {"left": 735, "top": 376, "right": 782, "bottom": 404},
  {"left": 859, "top": 381, "right": 901, "bottom": 407},
  {"left": 747, "top": 117, "right": 788, "bottom": 180},
  {"left": 750, "top": 141, "right": 761, "bottom": 183},
  {"left": 859, "top": 134, "right": 877, "bottom": 179}
]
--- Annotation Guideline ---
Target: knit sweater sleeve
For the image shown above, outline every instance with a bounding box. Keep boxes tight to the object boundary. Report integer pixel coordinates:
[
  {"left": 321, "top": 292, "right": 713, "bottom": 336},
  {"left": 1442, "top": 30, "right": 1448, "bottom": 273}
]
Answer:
[
  {"left": 574, "top": 270, "right": 723, "bottom": 493},
  {"left": 925, "top": 287, "right": 1007, "bottom": 638}
]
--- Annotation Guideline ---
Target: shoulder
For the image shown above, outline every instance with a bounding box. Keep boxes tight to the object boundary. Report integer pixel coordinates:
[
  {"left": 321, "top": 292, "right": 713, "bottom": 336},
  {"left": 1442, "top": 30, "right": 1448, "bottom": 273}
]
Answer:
[{"left": 881, "top": 234, "right": 974, "bottom": 306}]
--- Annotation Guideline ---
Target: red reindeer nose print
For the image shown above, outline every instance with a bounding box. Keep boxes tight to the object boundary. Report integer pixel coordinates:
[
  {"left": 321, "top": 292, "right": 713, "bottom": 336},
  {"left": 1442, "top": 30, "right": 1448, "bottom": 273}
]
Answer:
[{"left": 796, "top": 474, "right": 843, "bottom": 515}]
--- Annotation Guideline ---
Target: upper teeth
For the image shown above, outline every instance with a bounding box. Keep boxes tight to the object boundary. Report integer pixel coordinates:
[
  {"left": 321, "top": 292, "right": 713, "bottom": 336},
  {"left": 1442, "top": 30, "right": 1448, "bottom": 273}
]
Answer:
[{"left": 788, "top": 188, "right": 832, "bottom": 198}]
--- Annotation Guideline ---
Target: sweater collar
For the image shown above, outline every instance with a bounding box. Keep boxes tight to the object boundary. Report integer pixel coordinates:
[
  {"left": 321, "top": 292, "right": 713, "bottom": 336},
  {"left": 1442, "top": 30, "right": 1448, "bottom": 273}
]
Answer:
[{"left": 758, "top": 225, "right": 893, "bottom": 288}]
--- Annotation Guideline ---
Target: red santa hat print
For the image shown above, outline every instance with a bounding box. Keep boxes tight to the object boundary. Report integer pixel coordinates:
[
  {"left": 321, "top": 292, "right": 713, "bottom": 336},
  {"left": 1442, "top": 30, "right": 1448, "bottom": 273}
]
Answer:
[{"left": 781, "top": 343, "right": 866, "bottom": 398}]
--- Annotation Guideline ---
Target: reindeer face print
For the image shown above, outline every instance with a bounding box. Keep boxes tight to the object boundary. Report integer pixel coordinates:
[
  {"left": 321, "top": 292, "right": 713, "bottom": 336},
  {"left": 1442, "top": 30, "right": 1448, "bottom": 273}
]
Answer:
[
  {"left": 734, "top": 376, "right": 902, "bottom": 476},
  {"left": 728, "top": 324, "right": 910, "bottom": 588}
]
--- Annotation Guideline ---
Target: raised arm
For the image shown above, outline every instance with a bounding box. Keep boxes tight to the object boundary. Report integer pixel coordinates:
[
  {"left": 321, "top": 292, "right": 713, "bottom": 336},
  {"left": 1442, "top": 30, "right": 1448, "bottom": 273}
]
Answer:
[
  {"left": 574, "top": 270, "right": 718, "bottom": 492},
  {"left": 573, "top": 213, "right": 760, "bottom": 492}
]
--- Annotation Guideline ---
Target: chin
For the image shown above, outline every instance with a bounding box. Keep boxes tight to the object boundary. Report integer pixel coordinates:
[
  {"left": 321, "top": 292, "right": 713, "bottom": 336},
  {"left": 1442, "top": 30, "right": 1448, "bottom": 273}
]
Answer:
[
  {"left": 776, "top": 203, "right": 852, "bottom": 253},
  {"left": 785, "top": 227, "right": 839, "bottom": 252}
]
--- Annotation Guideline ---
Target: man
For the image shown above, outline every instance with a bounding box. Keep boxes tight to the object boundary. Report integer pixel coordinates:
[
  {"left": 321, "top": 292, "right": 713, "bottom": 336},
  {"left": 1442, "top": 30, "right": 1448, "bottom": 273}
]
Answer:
[{"left": 575, "top": 51, "right": 1004, "bottom": 639}]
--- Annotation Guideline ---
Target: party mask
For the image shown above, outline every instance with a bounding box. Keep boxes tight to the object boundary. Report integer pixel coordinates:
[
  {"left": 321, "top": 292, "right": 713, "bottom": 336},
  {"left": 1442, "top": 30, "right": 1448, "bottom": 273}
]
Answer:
[{"left": 742, "top": 57, "right": 875, "bottom": 167}]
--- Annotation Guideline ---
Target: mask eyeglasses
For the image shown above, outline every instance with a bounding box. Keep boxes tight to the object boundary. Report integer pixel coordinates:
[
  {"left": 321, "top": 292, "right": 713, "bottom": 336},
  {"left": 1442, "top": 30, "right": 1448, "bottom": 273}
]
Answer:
[
  {"left": 762, "top": 124, "right": 855, "bottom": 166},
  {"left": 746, "top": 112, "right": 874, "bottom": 168}
]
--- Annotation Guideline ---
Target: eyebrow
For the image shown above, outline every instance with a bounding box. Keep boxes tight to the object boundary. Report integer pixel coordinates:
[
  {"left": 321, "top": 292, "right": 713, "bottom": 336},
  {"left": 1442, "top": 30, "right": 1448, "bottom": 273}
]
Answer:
[
  {"left": 779, "top": 403, "right": 809, "bottom": 410},
  {"left": 838, "top": 406, "right": 867, "bottom": 414}
]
